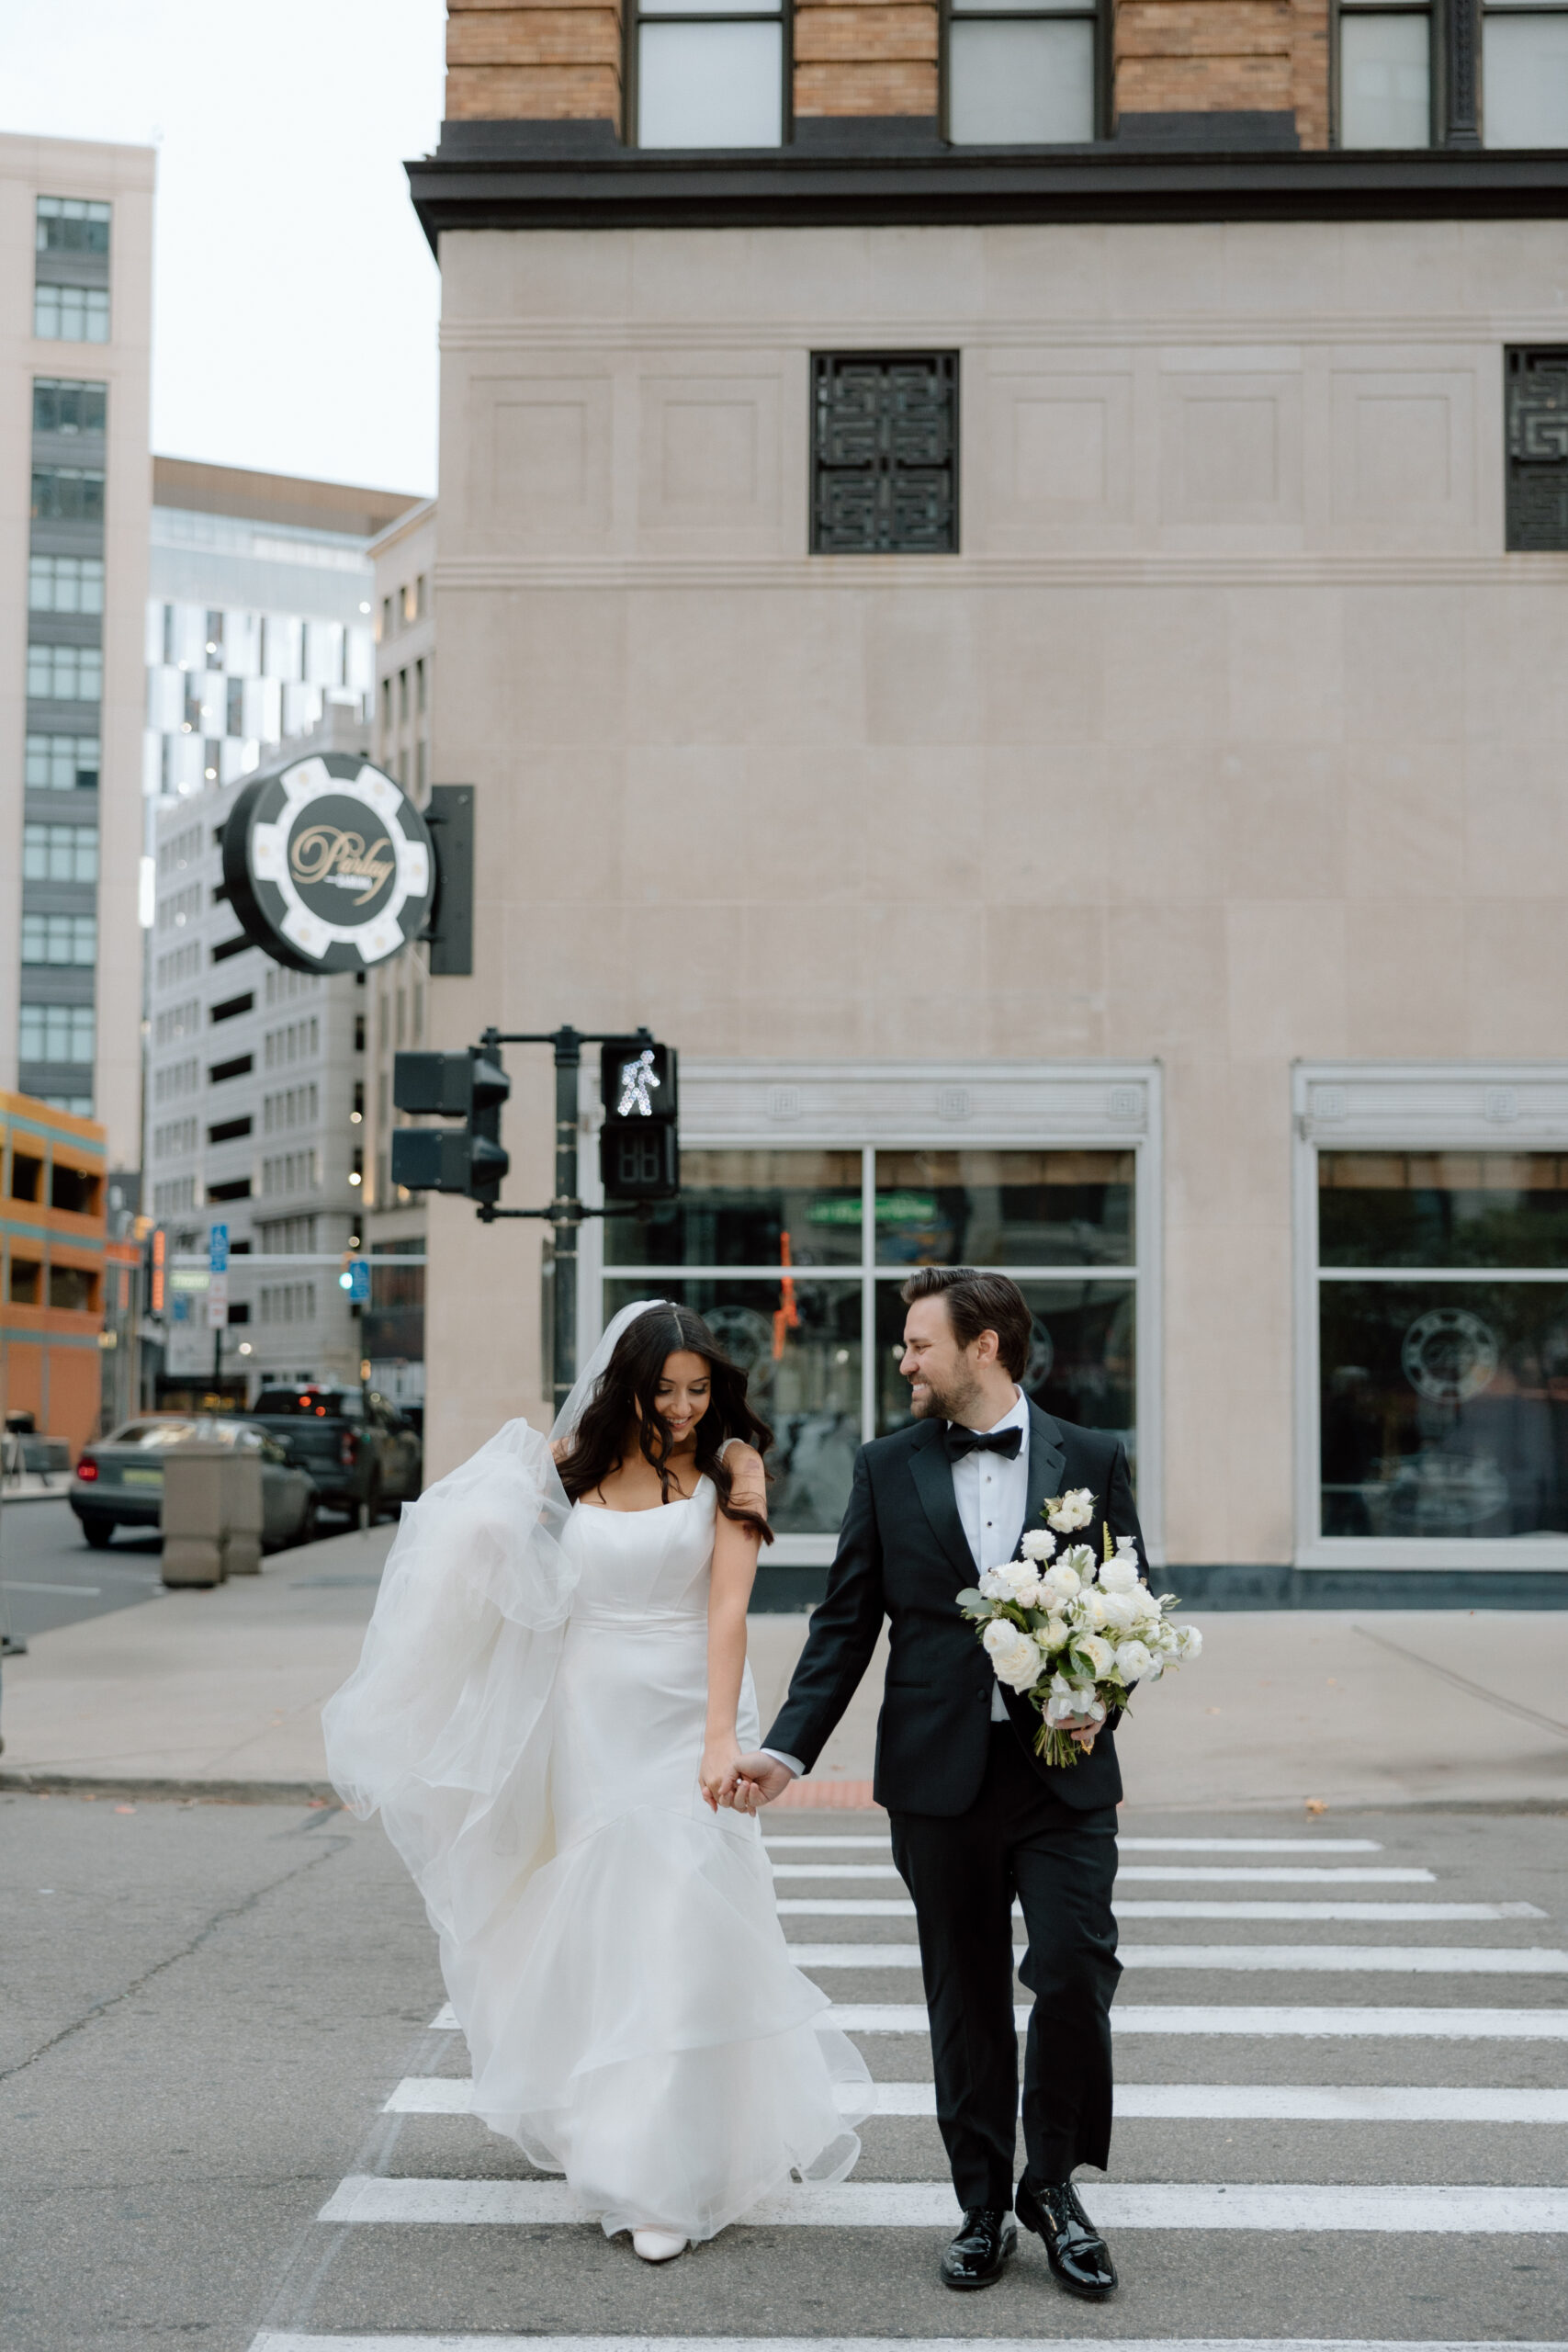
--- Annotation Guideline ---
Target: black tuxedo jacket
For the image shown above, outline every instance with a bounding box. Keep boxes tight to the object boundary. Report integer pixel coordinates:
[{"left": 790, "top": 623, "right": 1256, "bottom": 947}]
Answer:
[{"left": 764, "top": 1403, "right": 1145, "bottom": 1818}]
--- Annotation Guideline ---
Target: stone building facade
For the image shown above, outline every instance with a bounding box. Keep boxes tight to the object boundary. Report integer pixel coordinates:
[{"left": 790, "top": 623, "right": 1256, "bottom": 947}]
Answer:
[{"left": 406, "top": 3, "right": 1568, "bottom": 1595}]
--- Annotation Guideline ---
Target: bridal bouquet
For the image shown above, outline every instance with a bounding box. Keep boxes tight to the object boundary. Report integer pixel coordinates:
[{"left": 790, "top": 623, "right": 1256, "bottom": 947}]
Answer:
[{"left": 959, "top": 1488, "right": 1201, "bottom": 1768}]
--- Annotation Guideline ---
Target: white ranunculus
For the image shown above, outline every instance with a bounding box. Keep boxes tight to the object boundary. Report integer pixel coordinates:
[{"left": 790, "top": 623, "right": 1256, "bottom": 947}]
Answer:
[
  {"left": 1077, "top": 1590, "right": 1110, "bottom": 1632},
  {"left": 1098, "top": 1588, "right": 1139, "bottom": 1632},
  {"left": 1061, "top": 1543, "right": 1099, "bottom": 1581},
  {"left": 979, "top": 1562, "right": 1043, "bottom": 1609},
  {"left": 1178, "top": 1623, "right": 1203, "bottom": 1660},
  {"left": 1036, "top": 1612, "right": 1070, "bottom": 1652},
  {"left": 1045, "top": 1487, "right": 1096, "bottom": 1534},
  {"left": 1046, "top": 1683, "right": 1108, "bottom": 1727},
  {"left": 1132, "top": 1588, "right": 1166, "bottom": 1633},
  {"left": 983, "top": 1616, "right": 1043, "bottom": 1690},
  {"left": 1098, "top": 1552, "right": 1140, "bottom": 1594},
  {"left": 1038, "top": 1562, "right": 1081, "bottom": 1606},
  {"left": 1076, "top": 1632, "right": 1116, "bottom": 1679},
  {"left": 1115, "top": 1638, "right": 1154, "bottom": 1683},
  {"left": 1020, "top": 1528, "right": 1057, "bottom": 1563}
]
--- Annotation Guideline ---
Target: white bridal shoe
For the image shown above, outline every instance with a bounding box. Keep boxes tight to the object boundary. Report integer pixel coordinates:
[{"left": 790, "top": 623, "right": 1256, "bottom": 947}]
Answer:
[{"left": 632, "top": 2228, "right": 688, "bottom": 2263}]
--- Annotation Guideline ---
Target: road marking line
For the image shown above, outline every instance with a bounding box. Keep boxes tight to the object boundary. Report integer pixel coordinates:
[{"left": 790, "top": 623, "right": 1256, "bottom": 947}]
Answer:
[
  {"left": 253, "top": 2336, "right": 1568, "bottom": 2352},
  {"left": 427, "top": 2000, "right": 1568, "bottom": 2038},
  {"left": 762, "top": 1837, "right": 1389, "bottom": 1853},
  {"left": 771, "top": 1865, "right": 1434, "bottom": 1884},
  {"left": 828, "top": 2003, "right": 1568, "bottom": 2037},
  {"left": 314, "top": 2177, "right": 1568, "bottom": 2231},
  {"left": 774, "top": 1899, "right": 1545, "bottom": 1921},
  {"left": 780, "top": 1942, "right": 1568, "bottom": 1974},
  {"left": 384, "top": 2075, "right": 1568, "bottom": 2123}
]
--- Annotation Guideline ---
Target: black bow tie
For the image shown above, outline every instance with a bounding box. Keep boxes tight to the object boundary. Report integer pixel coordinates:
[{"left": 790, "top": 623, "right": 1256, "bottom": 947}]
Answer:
[{"left": 944, "top": 1423, "right": 1023, "bottom": 1464}]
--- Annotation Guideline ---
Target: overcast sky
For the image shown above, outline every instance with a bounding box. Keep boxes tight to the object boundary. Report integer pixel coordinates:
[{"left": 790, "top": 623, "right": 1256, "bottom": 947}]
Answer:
[{"left": 7, "top": 0, "right": 446, "bottom": 498}]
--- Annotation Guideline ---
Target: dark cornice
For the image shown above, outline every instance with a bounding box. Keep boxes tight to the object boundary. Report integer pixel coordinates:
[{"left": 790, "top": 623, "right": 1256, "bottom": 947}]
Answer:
[{"left": 407, "top": 136, "right": 1568, "bottom": 250}]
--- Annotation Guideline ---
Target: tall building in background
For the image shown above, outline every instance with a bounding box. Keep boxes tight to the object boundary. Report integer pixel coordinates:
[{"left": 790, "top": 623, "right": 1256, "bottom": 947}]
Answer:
[
  {"left": 141, "top": 464, "right": 417, "bottom": 1402},
  {"left": 2, "top": 132, "right": 153, "bottom": 1180}
]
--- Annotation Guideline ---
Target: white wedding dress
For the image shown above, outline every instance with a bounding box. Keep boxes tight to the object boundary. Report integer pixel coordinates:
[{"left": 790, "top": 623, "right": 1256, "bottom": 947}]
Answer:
[{"left": 322, "top": 1412, "right": 870, "bottom": 2245}]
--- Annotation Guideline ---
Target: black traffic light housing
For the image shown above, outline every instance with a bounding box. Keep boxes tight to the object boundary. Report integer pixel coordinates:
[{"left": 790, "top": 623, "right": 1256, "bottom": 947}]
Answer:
[
  {"left": 599, "top": 1035, "right": 680, "bottom": 1202},
  {"left": 391, "top": 1046, "right": 511, "bottom": 1204}
]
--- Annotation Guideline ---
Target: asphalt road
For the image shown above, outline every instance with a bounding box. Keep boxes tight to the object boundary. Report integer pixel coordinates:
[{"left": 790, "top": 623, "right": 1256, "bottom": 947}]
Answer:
[
  {"left": 0, "top": 1499, "right": 164, "bottom": 1645},
  {"left": 4, "top": 1795, "right": 1565, "bottom": 2352}
]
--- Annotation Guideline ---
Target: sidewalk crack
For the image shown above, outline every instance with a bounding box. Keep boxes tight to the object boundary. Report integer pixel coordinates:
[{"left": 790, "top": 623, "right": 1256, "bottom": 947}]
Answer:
[{"left": 1352, "top": 1623, "right": 1568, "bottom": 1743}]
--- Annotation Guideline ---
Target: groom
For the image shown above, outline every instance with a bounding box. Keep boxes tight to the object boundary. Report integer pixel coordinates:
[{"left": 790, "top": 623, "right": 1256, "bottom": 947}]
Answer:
[{"left": 727, "top": 1267, "right": 1144, "bottom": 2301}]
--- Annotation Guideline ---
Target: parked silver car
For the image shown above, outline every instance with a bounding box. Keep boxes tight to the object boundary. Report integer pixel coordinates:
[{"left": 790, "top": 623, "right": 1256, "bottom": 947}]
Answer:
[{"left": 70, "top": 1417, "right": 319, "bottom": 1551}]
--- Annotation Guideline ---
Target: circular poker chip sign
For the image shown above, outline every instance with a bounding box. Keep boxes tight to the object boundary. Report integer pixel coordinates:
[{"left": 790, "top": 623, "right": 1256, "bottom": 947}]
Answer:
[
  {"left": 1400, "top": 1306, "right": 1501, "bottom": 1405},
  {"left": 221, "top": 753, "right": 434, "bottom": 974}
]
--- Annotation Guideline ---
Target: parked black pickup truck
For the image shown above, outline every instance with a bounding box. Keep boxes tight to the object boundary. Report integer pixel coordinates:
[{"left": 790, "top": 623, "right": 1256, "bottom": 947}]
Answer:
[{"left": 243, "top": 1386, "right": 422, "bottom": 1524}]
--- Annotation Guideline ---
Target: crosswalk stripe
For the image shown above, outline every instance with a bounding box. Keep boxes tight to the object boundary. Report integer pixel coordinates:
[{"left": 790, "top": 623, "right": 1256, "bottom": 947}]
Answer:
[
  {"left": 829, "top": 2003, "right": 1568, "bottom": 2037},
  {"left": 383, "top": 2075, "right": 1568, "bottom": 2123},
  {"left": 774, "top": 1899, "right": 1545, "bottom": 1921},
  {"left": 780, "top": 1942, "right": 1568, "bottom": 1973},
  {"left": 252, "top": 2336, "right": 1568, "bottom": 2352},
  {"left": 315, "top": 2176, "right": 1568, "bottom": 2231},
  {"left": 770, "top": 1865, "right": 1435, "bottom": 1883},
  {"left": 762, "top": 1837, "right": 1388, "bottom": 1853}
]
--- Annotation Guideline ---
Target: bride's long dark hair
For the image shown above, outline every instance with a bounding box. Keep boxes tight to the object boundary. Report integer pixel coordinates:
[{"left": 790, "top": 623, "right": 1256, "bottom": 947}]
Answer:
[{"left": 556, "top": 1302, "right": 774, "bottom": 1543}]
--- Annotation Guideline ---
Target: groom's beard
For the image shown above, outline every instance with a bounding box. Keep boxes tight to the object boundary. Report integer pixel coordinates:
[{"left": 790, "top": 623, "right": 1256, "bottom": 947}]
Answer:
[{"left": 908, "top": 1369, "right": 983, "bottom": 1425}]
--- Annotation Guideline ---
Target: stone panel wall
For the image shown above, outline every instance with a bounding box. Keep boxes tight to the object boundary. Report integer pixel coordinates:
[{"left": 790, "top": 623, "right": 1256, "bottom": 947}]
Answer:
[{"left": 446, "top": 0, "right": 624, "bottom": 125}]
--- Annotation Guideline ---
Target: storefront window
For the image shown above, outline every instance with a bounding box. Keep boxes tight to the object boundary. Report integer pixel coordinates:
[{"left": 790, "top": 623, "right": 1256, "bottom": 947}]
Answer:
[
  {"left": 604, "top": 1143, "right": 1141, "bottom": 1543},
  {"left": 1318, "top": 1153, "right": 1568, "bottom": 1539}
]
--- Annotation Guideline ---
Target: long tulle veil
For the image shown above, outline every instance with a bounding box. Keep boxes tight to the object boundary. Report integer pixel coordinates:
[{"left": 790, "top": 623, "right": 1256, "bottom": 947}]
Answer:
[{"left": 321, "top": 1299, "right": 671, "bottom": 2022}]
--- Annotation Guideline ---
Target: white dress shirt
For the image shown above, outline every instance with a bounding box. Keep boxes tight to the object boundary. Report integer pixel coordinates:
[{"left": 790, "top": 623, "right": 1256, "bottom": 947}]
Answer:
[{"left": 762, "top": 1385, "right": 1031, "bottom": 1776}]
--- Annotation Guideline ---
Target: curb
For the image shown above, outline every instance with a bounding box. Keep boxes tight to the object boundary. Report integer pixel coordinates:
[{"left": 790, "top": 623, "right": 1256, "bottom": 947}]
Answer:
[{"left": 0, "top": 1770, "right": 342, "bottom": 1804}]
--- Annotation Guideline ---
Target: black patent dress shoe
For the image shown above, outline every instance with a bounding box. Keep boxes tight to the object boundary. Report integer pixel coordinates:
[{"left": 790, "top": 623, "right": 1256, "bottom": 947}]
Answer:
[
  {"left": 1015, "top": 2176, "right": 1118, "bottom": 2299},
  {"left": 941, "top": 2205, "right": 1019, "bottom": 2290}
]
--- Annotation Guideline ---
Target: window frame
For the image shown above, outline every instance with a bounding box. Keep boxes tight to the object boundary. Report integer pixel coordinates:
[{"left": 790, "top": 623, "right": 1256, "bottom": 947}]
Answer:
[
  {"left": 1332, "top": 0, "right": 1438, "bottom": 147},
  {"left": 1293, "top": 1060, "right": 1568, "bottom": 1569},
  {"left": 625, "top": 0, "right": 794, "bottom": 149},
  {"left": 580, "top": 1058, "right": 1164, "bottom": 1569},
  {"left": 940, "top": 0, "right": 1111, "bottom": 144},
  {"left": 1480, "top": 0, "right": 1568, "bottom": 144}
]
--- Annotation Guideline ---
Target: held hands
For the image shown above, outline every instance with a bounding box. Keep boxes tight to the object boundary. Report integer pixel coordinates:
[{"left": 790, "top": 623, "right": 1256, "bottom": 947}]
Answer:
[{"left": 714, "top": 1749, "right": 795, "bottom": 1813}]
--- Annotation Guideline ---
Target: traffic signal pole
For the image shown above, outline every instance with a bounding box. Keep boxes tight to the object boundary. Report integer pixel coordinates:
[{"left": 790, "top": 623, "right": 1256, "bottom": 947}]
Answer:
[{"left": 473, "top": 1025, "right": 651, "bottom": 1416}]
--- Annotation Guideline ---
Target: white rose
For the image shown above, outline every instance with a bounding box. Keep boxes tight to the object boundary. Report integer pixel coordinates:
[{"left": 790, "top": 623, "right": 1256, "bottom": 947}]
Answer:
[
  {"left": 1076, "top": 1632, "right": 1116, "bottom": 1679},
  {"left": 1098, "top": 1588, "right": 1139, "bottom": 1633},
  {"left": 1178, "top": 1623, "right": 1203, "bottom": 1661},
  {"left": 1036, "top": 1612, "right": 1070, "bottom": 1653},
  {"left": 1077, "top": 1590, "right": 1110, "bottom": 1631},
  {"left": 1098, "top": 1553, "right": 1140, "bottom": 1594},
  {"left": 1132, "top": 1585, "right": 1165, "bottom": 1628},
  {"left": 1046, "top": 1683, "right": 1108, "bottom": 1727},
  {"left": 1020, "top": 1528, "right": 1057, "bottom": 1563},
  {"left": 1115, "top": 1638, "right": 1154, "bottom": 1683},
  {"left": 1044, "top": 1487, "right": 1096, "bottom": 1534},
  {"left": 1061, "top": 1544, "right": 1098, "bottom": 1581},
  {"left": 1038, "top": 1563, "right": 1081, "bottom": 1607},
  {"left": 983, "top": 1617, "right": 1043, "bottom": 1691},
  {"left": 979, "top": 1562, "right": 1042, "bottom": 1608}
]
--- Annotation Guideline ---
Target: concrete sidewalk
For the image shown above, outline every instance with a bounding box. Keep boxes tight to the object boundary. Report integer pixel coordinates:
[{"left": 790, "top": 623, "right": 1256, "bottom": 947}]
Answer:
[{"left": 2, "top": 1529, "right": 1565, "bottom": 1808}]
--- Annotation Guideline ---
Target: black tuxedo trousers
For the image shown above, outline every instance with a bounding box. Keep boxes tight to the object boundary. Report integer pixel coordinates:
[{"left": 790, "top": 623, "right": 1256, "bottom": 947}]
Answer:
[{"left": 764, "top": 1405, "right": 1144, "bottom": 2205}]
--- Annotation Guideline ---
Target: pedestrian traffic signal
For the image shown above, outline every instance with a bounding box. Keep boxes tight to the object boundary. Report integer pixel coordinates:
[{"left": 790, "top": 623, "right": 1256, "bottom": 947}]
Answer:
[
  {"left": 599, "top": 1035, "right": 679, "bottom": 1202},
  {"left": 391, "top": 1046, "right": 512, "bottom": 1204}
]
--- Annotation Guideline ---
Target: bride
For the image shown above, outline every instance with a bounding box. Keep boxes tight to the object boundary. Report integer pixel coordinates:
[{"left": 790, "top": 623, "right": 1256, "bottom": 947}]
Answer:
[{"left": 322, "top": 1298, "right": 871, "bottom": 2262}]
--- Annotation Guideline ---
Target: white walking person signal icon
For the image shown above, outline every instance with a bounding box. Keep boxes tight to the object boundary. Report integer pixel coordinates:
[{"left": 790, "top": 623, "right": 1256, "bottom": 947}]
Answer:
[{"left": 617, "top": 1046, "right": 660, "bottom": 1118}]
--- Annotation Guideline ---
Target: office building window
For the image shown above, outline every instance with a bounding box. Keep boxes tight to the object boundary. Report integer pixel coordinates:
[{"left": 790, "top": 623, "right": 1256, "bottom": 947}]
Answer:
[
  {"left": 1317, "top": 1151, "right": 1568, "bottom": 1540},
  {"left": 603, "top": 1144, "right": 1138, "bottom": 1538},
  {"left": 812, "top": 354, "right": 960, "bottom": 555},
  {"left": 19, "top": 1004, "right": 95, "bottom": 1064},
  {"left": 30, "top": 466, "right": 105, "bottom": 524},
  {"left": 1505, "top": 347, "right": 1568, "bottom": 549},
  {"left": 27, "top": 644, "right": 102, "bottom": 701},
  {"left": 635, "top": 0, "right": 785, "bottom": 147},
  {"left": 1338, "top": 0, "right": 1432, "bottom": 144},
  {"left": 23, "top": 822, "right": 98, "bottom": 883},
  {"left": 22, "top": 913, "right": 97, "bottom": 966},
  {"left": 1484, "top": 0, "right": 1568, "bottom": 142},
  {"left": 28, "top": 555, "right": 104, "bottom": 614},
  {"left": 36, "top": 197, "right": 111, "bottom": 255},
  {"left": 32, "top": 378, "right": 107, "bottom": 435},
  {"left": 34, "top": 285, "right": 110, "bottom": 343},
  {"left": 947, "top": 0, "right": 1099, "bottom": 142},
  {"left": 25, "top": 733, "right": 99, "bottom": 790}
]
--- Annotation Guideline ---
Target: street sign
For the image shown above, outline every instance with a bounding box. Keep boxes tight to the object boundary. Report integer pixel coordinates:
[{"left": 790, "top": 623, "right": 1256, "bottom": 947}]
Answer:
[
  {"left": 221, "top": 752, "right": 435, "bottom": 975},
  {"left": 207, "top": 1272, "right": 229, "bottom": 1330},
  {"left": 339, "top": 1258, "right": 370, "bottom": 1304},
  {"left": 209, "top": 1223, "right": 229, "bottom": 1274}
]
